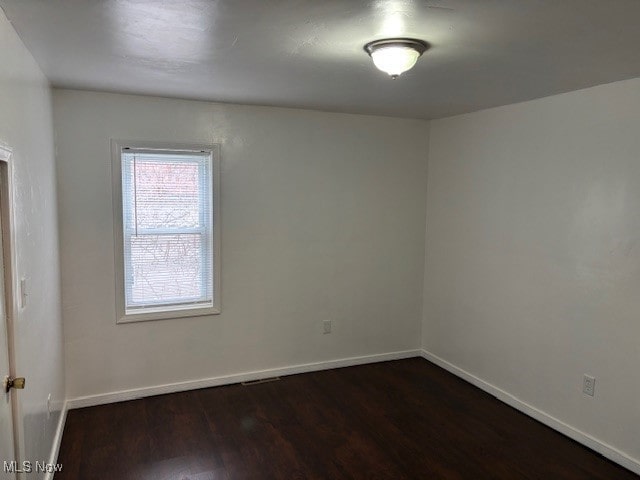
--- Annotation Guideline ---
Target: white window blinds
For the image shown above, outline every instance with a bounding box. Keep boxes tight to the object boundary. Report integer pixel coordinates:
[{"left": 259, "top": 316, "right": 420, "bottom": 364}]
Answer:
[{"left": 121, "top": 149, "right": 214, "bottom": 314}]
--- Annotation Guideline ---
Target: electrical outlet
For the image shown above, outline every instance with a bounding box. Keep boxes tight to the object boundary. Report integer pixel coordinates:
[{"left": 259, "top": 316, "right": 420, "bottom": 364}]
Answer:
[
  {"left": 583, "top": 375, "right": 595, "bottom": 397},
  {"left": 323, "top": 319, "right": 332, "bottom": 334}
]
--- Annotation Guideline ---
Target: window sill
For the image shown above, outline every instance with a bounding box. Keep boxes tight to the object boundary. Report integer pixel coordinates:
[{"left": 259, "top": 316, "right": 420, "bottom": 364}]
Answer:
[{"left": 117, "top": 305, "right": 221, "bottom": 324}]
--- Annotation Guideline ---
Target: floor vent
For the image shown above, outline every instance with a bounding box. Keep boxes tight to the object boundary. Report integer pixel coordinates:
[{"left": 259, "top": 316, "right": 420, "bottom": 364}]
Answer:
[{"left": 241, "top": 377, "right": 281, "bottom": 386}]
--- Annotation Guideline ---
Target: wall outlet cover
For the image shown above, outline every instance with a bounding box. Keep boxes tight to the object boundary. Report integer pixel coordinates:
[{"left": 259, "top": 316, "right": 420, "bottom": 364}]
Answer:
[
  {"left": 583, "top": 375, "right": 595, "bottom": 397},
  {"left": 323, "top": 319, "right": 331, "bottom": 334}
]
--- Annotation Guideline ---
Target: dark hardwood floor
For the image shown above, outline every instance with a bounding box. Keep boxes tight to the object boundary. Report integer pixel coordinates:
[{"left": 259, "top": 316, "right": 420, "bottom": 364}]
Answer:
[{"left": 57, "top": 358, "right": 638, "bottom": 479}]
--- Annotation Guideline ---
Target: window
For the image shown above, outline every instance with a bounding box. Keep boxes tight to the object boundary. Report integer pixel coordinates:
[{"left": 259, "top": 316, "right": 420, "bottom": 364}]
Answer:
[{"left": 112, "top": 141, "right": 220, "bottom": 323}]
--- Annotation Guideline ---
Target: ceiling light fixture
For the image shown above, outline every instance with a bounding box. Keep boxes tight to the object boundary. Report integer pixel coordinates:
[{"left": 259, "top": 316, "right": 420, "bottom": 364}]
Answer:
[{"left": 364, "top": 38, "right": 429, "bottom": 79}]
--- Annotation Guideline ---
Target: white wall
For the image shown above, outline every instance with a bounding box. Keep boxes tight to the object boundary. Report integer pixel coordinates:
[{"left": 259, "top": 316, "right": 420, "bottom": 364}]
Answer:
[
  {"left": 0, "top": 10, "right": 64, "bottom": 475},
  {"left": 53, "top": 89, "right": 429, "bottom": 399},
  {"left": 423, "top": 78, "right": 640, "bottom": 465}
]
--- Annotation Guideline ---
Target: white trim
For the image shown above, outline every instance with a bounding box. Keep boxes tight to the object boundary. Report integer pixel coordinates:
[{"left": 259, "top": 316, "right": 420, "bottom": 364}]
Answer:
[
  {"left": 420, "top": 349, "right": 640, "bottom": 476},
  {"left": 44, "top": 401, "right": 67, "bottom": 480},
  {"left": 0, "top": 145, "right": 26, "bottom": 472},
  {"left": 67, "top": 349, "right": 421, "bottom": 409},
  {"left": 0, "top": 143, "right": 12, "bottom": 163},
  {"left": 62, "top": 349, "right": 640, "bottom": 475}
]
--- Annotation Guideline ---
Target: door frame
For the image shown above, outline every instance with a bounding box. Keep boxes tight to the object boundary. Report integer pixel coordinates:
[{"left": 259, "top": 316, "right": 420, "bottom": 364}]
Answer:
[{"left": 0, "top": 142, "right": 23, "bottom": 473}]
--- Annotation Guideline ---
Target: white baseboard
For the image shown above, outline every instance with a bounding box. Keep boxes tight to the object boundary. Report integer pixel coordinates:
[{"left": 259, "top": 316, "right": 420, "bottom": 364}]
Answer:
[
  {"left": 45, "top": 400, "right": 67, "bottom": 480},
  {"left": 67, "top": 349, "right": 421, "bottom": 410},
  {"left": 420, "top": 349, "right": 640, "bottom": 476},
  {"left": 64, "top": 348, "right": 638, "bottom": 476}
]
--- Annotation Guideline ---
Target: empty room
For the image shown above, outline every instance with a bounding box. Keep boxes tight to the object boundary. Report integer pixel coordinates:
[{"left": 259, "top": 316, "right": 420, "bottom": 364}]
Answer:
[{"left": 0, "top": 1, "right": 639, "bottom": 479}]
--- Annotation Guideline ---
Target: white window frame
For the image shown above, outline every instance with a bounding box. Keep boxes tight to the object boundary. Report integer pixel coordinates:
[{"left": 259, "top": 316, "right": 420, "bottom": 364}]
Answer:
[{"left": 111, "top": 139, "right": 221, "bottom": 323}]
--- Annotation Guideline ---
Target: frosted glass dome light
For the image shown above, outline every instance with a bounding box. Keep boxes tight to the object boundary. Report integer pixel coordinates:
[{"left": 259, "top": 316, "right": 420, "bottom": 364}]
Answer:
[{"left": 364, "top": 38, "right": 429, "bottom": 78}]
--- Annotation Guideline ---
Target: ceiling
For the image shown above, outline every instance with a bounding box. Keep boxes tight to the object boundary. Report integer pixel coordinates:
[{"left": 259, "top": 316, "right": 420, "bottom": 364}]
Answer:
[{"left": 2, "top": 0, "right": 640, "bottom": 119}]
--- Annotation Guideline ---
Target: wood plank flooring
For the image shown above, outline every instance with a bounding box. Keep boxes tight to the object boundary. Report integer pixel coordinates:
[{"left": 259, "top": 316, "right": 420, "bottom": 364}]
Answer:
[{"left": 56, "top": 358, "right": 639, "bottom": 479}]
